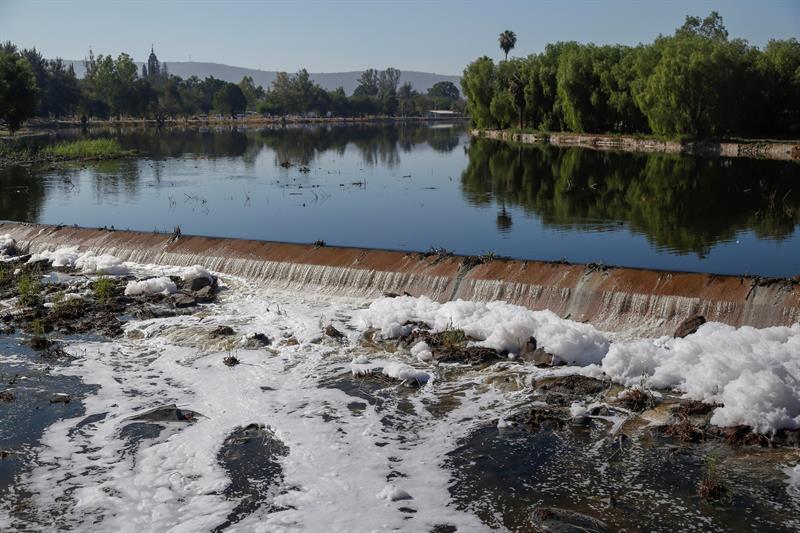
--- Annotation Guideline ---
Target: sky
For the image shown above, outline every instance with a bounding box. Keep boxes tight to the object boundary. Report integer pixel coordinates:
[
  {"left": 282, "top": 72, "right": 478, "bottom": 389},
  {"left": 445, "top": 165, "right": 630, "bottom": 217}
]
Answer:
[{"left": 1, "top": 0, "right": 798, "bottom": 75}]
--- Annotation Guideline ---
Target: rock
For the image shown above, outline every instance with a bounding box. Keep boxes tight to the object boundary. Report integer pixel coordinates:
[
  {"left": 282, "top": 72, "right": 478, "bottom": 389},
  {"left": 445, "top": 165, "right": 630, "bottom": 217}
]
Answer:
[
  {"left": 535, "top": 375, "right": 609, "bottom": 396},
  {"left": 223, "top": 355, "right": 240, "bottom": 367},
  {"left": 193, "top": 285, "right": 215, "bottom": 302},
  {"left": 0, "top": 390, "right": 14, "bottom": 402},
  {"left": 589, "top": 405, "right": 609, "bottom": 416},
  {"left": 324, "top": 325, "right": 345, "bottom": 340},
  {"left": 514, "top": 406, "right": 567, "bottom": 430},
  {"left": 185, "top": 273, "right": 215, "bottom": 292},
  {"left": 211, "top": 325, "right": 235, "bottom": 336},
  {"left": 130, "top": 404, "right": 201, "bottom": 423},
  {"left": 531, "top": 507, "right": 611, "bottom": 532},
  {"left": 674, "top": 315, "right": 706, "bottom": 338},
  {"left": 172, "top": 293, "right": 197, "bottom": 308},
  {"left": 50, "top": 393, "right": 71, "bottom": 404},
  {"left": 519, "top": 347, "right": 559, "bottom": 366},
  {"left": 243, "top": 333, "right": 271, "bottom": 349}
]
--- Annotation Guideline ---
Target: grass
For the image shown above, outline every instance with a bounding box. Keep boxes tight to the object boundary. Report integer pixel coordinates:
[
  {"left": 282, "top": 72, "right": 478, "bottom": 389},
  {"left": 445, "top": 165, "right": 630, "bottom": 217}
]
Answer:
[
  {"left": 17, "top": 275, "right": 43, "bottom": 308},
  {"left": 92, "top": 276, "right": 115, "bottom": 302},
  {"left": 40, "top": 139, "right": 125, "bottom": 159}
]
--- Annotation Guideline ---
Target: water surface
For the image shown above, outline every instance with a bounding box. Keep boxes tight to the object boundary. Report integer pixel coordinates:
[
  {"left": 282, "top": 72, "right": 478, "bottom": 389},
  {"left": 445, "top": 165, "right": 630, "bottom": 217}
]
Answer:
[{"left": 2, "top": 124, "right": 798, "bottom": 276}]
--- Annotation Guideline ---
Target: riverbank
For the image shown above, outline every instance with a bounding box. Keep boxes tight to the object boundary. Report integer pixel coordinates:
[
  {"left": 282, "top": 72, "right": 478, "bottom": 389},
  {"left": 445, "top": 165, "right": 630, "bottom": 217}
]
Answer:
[
  {"left": 0, "top": 138, "right": 136, "bottom": 167},
  {"left": 474, "top": 129, "right": 800, "bottom": 161},
  {"left": 1, "top": 115, "right": 467, "bottom": 138}
]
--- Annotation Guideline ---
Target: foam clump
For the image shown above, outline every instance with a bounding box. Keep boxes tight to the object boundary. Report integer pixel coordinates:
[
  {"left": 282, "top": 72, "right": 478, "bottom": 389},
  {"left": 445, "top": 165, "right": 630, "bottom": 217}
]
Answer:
[
  {"left": 410, "top": 341, "right": 433, "bottom": 362},
  {"left": 27, "top": 246, "right": 129, "bottom": 275},
  {"left": 601, "top": 322, "right": 800, "bottom": 433},
  {"left": 382, "top": 362, "right": 430, "bottom": 385},
  {"left": 0, "top": 234, "right": 16, "bottom": 253},
  {"left": 124, "top": 277, "right": 177, "bottom": 296},
  {"left": 376, "top": 484, "right": 412, "bottom": 501},
  {"left": 356, "top": 296, "right": 609, "bottom": 365},
  {"left": 182, "top": 265, "right": 213, "bottom": 281}
]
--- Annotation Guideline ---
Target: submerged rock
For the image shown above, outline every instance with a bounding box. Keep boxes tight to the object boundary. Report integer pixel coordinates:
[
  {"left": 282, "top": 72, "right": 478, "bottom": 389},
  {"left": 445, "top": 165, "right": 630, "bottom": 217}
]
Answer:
[
  {"left": 243, "top": 333, "right": 271, "bottom": 349},
  {"left": 212, "top": 325, "right": 235, "bottom": 337},
  {"left": 324, "top": 325, "right": 345, "bottom": 340},
  {"left": 0, "top": 390, "right": 14, "bottom": 402},
  {"left": 532, "top": 507, "right": 611, "bottom": 532},
  {"left": 49, "top": 393, "right": 71, "bottom": 404},
  {"left": 172, "top": 293, "right": 198, "bottom": 308},
  {"left": 535, "top": 375, "right": 609, "bottom": 397},
  {"left": 129, "top": 404, "right": 201, "bottom": 423}
]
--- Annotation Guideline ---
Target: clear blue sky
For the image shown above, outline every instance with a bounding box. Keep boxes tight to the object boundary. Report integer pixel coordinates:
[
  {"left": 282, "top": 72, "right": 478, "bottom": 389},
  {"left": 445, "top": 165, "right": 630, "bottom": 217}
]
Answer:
[{"left": 1, "top": 0, "right": 798, "bottom": 75}]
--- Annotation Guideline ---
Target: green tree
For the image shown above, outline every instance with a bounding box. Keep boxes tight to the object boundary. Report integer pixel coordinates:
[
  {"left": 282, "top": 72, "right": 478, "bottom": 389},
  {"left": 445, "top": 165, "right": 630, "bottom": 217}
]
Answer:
[
  {"left": 212, "top": 83, "right": 247, "bottom": 115},
  {"left": 499, "top": 30, "right": 517, "bottom": 61},
  {"left": 0, "top": 50, "right": 38, "bottom": 132},
  {"left": 461, "top": 56, "right": 496, "bottom": 128},
  {"left": 428, "top": 81, "right": 460, "bottom": 101}
]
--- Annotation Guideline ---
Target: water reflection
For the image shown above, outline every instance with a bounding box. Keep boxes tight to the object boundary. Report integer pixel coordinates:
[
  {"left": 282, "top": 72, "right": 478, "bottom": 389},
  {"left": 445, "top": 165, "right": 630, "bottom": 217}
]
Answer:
[{"left": 461, "top": 139, "right": 800, "bottom": 256}]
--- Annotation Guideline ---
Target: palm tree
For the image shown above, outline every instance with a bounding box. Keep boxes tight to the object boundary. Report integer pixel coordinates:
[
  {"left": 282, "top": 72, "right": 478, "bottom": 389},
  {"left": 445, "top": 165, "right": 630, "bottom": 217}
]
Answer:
[{"left": 498, "top": 30, "right": 517, "bottom": 61}]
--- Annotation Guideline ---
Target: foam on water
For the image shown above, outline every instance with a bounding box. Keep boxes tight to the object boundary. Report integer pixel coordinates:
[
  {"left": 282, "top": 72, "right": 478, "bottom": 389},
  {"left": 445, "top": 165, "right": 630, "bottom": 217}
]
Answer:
[{"left": 1, "top": 247, "right": 799, "bottom": 531}]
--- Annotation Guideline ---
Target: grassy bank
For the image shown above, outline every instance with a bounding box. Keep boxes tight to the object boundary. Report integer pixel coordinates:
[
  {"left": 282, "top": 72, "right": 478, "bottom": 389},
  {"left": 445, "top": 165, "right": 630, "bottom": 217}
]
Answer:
[{"left": 0, "top": 138, "right": 133, "bottom": 167}]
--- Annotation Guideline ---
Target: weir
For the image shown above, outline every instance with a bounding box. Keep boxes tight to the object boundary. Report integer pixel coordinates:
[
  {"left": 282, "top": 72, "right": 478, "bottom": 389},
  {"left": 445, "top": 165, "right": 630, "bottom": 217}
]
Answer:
[{"left": 2, "top": 222, "right": 798, "bottom": 336}]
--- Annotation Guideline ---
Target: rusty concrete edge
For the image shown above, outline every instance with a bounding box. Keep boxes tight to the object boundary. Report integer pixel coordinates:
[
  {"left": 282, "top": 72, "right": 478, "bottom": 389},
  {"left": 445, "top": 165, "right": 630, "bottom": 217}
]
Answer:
[{"left": 2, "top": 222, "right": 798, "bottom": 331}]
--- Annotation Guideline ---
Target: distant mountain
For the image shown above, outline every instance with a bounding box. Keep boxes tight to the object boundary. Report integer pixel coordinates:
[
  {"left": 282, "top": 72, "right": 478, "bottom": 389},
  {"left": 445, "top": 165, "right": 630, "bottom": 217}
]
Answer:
[{"left": 64, "top": 60, "right": 461, "bottom": 96}]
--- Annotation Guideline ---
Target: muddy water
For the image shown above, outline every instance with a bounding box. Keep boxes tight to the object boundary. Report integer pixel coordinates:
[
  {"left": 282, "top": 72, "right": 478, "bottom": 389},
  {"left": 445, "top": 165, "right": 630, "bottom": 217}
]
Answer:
[{"left": 2, "top": 124, "right": 799, "bottom": 276}]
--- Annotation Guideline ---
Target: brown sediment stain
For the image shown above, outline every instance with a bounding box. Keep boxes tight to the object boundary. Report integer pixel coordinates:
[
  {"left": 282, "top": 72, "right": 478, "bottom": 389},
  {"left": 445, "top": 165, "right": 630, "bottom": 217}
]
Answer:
[{"left": 1, "top": 222, "right": 797, "bottom": 335}]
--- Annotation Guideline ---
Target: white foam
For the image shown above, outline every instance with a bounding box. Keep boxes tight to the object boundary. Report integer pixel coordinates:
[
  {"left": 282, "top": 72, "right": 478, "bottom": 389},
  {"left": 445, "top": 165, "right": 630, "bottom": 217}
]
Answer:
[
  {"left": 356, "top": 296, "right": 610, "bottom": 365},
  {"left": 124, "top": 277, "right": 177, "bottom": 296},
  {"left": 27, "top": 246, "right": 129, "bottom": 275},
  {"left": 599, "top": 322, "right": 800, "bottom": 433}
]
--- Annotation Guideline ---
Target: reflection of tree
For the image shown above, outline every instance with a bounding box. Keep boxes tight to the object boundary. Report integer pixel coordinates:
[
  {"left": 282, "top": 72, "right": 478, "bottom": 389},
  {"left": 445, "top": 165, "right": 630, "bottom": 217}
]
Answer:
[
  {"left": 256, "top": 123, "right": 462, "bottom": 168},
  {"left": 0, "top": 166, "right": 46, "bottom": 222},
  {"left": 461, "top": 139, "right": 800, "bottom": 255}
]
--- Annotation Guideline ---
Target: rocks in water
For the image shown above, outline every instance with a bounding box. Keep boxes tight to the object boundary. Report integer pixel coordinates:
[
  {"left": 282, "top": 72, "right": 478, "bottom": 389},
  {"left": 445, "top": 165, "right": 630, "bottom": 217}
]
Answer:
[
  {"left": 243, "top": 333, "right": 271, "bottom": 349},
  {"left": 0, "top": 323, "right": 15, "bottom": 335},
  {"left": 49, "top": 393, "right": 71, "bottom": 404},
  {"left": 532, "top": 507, "right": 610, "bottom": 533},
  {"left": 28, "top": 336, "right": 54, "bottom": 351},
  {"left": 514, "top": 405, "right": 567, "bottom": 430},
  {"left": 615, "top": 387, "right": 656, "bottom": 412},
  {"left": 403, "top": 329, "right": 504, "bottom": 365},
  {"left": 670, "top": 399, "right": 717, "bottom": 417},
  {"left": 172, "top": 293, "right": 198, "bottom": 308},
  {"left": 520, "top": 347, "right": 560, "bottom": 367},
  {"left": 0, "top": 390, "right": 14, "bottom": 402},
  {"left": 535, "top": 375, "right": 609, "bottom": 397},
  {"left": 184, "top": 271, "right": 215, "bottom": 292},
  {"left": 712, "top": 425, "right": 770, "bottom": 447},
  {"left": 129, "top": 404, "right": 201, "bottom": 423},
  {"left": 212, "top": 325, "right": 235, "bottom": 337},
  {"left": 223, "top": 355, "right": 240, "bottom": 367},
  {"left": 674, "top": 315, "right": 706, "bottom": 338},
  {"left": 193, "top": 285, "right": 215, "bottom": 302},
  {"left": 324, "top": 325, "right": 345, "bottom": 340},
  {"left": 660, "top": 419, "right": 706, "bottom": 443}
]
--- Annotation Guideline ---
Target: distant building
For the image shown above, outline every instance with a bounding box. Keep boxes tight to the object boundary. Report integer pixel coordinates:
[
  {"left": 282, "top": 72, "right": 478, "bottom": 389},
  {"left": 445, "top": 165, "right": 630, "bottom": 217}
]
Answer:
[{"left": 428, "top": 109, "right": 460, "bottom": 119}]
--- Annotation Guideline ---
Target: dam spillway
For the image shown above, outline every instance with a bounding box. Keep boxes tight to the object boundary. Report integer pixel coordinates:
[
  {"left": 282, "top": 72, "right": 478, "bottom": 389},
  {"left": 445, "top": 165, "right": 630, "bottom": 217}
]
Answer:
[{"left": 1, "top": 221, "right": 797, "bottom": 336}]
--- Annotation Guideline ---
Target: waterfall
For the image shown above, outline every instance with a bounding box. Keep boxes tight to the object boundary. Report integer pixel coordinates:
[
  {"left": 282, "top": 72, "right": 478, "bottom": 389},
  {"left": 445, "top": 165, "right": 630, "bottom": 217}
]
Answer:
[{"left": 3, "top": 222, "right": 797, "bottom": 336}]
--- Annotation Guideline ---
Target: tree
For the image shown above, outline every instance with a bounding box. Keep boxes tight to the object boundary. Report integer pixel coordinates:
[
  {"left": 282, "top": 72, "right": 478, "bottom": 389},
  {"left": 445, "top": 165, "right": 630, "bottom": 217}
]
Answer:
[
  {"left": 354, "top": 68, "right": 380, "bottom": 97},
  {"left": 239, "top": 75, "right": 265, "bottom": 110},
  {"left": 428, "top": 81, "right": 460, "bottom": 101},
  {"left": 499, "top": 30, "right": 517, "bottom": 61},
  {"left": 461, "top": 56, "right": 496, "bottom": 128},
  {"left": 213, "top": 83, "right": 247, "bottom": 115},
  {"left": 0, "top": 50, "right": 38, "bottom": 132}
]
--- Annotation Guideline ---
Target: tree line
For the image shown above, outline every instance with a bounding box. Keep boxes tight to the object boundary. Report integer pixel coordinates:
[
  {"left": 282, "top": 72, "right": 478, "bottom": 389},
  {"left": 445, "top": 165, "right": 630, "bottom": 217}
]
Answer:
[
  {"left": 0, "top": 43, "right": 464, "bottom": 133},
  {"left": 461, "top": 12, "right": 800, "bottom": 138}
]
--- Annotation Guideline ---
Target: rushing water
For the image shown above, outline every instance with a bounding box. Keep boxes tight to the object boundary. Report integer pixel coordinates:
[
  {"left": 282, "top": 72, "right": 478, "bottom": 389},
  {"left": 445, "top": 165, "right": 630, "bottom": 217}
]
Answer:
[{"left": 2, "top": 124, "right": 799, "bottom": 276}]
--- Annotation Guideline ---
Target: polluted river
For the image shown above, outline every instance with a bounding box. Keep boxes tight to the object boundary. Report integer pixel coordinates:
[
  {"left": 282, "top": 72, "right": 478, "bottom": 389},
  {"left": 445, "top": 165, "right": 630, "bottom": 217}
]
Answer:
[{"left": 0, "top": 123, "right": 799, "bottom": 532}]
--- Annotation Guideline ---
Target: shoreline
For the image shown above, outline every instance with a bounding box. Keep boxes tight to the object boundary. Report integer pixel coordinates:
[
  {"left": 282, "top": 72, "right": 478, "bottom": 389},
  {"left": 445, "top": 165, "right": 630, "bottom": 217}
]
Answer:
[{"left": 473, "top": 129, "right": 800, "bottom": 161}]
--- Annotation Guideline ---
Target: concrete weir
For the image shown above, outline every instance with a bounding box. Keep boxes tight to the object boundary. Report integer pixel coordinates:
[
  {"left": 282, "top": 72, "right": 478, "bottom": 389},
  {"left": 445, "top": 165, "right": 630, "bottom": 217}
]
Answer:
[{"left": 2, "top": 222, "right": 798, "bottom": 336}]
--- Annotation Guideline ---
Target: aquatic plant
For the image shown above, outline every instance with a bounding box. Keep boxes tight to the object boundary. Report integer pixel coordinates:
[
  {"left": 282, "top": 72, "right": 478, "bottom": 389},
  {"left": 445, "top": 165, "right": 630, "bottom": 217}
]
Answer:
[
  {"left": 40, "top": 139, "right": 125, "bottom": 159},
  {"left": 17, "top": 275, "right": 42, "bottom": 308}
]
